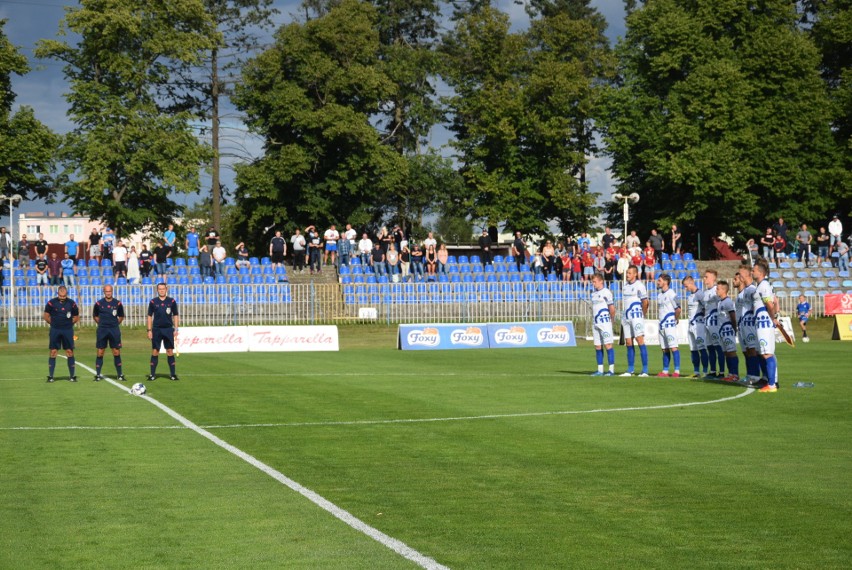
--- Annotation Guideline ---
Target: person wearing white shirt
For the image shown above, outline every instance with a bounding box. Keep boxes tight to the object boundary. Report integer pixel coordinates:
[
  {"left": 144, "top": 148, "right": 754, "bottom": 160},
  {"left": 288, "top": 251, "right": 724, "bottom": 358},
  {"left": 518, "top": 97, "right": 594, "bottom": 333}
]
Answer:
[
  {"left": 828, "top": 214, "right": 843, "bottom": 249},
  {"left": 422, "top": 232, "right": 437, "bottom": 250},
  {"left": 323, "top": 224, "right": 339, "bottom": 267},
  {"left": 112, "top": 241, "right": 128, "bottom": 280},
  {"left": 682, "top": 275, "right": 709, "bottom": 378},
  {"left": 620, "top": 265, "right": 649, "bottom": 376},
  {"left": 590, "top": 273, "right": 616, "bottom": 376},
  {"left": 656, "top": 273, "right": 682, "bottom": 377},
  {"left": 126, "top": 246, "right": 140, "bottom": 284},
  {"left": 212, "top": 241, "right": 227, "bottom": 277},
  {"left": 751, "top": 261, "right": 780, "bottom": 392},
  {"left": 344, "top": 223, "right": 357, "bottom": 248},
  {"left": 358, "top": 233, "right": 373, "bottom": 266}
]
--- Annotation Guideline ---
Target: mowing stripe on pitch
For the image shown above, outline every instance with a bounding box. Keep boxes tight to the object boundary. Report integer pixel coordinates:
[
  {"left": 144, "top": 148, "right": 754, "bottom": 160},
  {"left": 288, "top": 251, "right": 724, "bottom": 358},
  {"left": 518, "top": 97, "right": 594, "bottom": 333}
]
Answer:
[
  {"left": 69, "top": 360, "right": 449, "bottom": 570},
  {"left": 3, "top": 387, "right": 755, "bottom": 431}
]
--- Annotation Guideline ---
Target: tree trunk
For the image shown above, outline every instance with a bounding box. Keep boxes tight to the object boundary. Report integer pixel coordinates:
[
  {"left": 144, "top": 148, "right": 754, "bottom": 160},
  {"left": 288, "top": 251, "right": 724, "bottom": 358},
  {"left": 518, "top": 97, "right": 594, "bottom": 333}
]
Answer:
[{"left": 211, "top": 47, "right": 221, "bottom": 232}]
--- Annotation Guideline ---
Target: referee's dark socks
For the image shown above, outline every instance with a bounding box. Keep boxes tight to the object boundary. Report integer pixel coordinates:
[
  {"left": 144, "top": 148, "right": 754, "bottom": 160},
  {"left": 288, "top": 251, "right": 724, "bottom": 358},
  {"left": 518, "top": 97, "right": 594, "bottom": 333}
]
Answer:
[
  {"left": 150, "top": 355, "right": 158, "bottom": 376},
  {"left": 48, "top": 357, "right": 56, "bottom": 377},
  {"left": 114, "top": 356, "right": 122, "bottom": 375},
  {"left": 95, "top": 356, "right": 104, "bottom": 375},
  {"left": 68, "top": 356, "right": 75, "bottom": 376},
  {"left": 167, "top": 355, "right": 176, "bottom": 375}
]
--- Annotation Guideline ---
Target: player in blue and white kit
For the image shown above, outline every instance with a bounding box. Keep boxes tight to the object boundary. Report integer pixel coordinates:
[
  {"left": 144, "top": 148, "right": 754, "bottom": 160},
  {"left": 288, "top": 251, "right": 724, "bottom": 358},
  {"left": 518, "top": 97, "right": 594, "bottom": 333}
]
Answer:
[
  {"left": 681, "top": 275, "right": 709, "bottom": 378},
  {"left": 620, "top": 265, "right": 649, "bottom": 376},
  {"left": 751, "top": 261, "right": 780, "bottom": 392},
  {"left": 735, "top": 267, "right": 762, "bottom": 385},
  {"left": 147, "top": 283, "right": 180, "bottom": 381},
  {"left": 590, "top": 273, "right": 616, "bottom": 376},
  {"left": 43, "top": 285, "right": 80, "bottom": 382},
  {"left": 93, "top": 284, "right": 126, "bottom": 382},
  {"left": 702, "top": 270, "right": 726, "bottom": 378},
  {"left": 796, "top": 294, "right": 811, "bottom": 343},
  {"left": 716, "top": 281, "right": 740, "bottom": 382},
  {"left": 656, "top": 274, "right": 682, "bottom": 377}
]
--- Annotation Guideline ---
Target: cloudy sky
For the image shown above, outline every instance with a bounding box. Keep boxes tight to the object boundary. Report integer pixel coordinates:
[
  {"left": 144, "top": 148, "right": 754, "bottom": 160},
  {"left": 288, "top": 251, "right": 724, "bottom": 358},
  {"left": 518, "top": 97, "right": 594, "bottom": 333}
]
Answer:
[{"left": 2, "top": 0, "right": 627, "bottom": 215}]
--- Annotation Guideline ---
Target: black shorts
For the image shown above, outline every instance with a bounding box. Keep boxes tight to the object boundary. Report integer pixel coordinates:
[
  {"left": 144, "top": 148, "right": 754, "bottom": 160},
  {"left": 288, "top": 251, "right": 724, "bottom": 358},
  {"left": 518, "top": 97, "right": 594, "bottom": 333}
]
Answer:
[
  {"left": 96, "top": 327, "right": 122, "bottom": 350},
  {"left": 49, "top": 329, "right": 74, "bottom": 351},
  {"left": 114, "top": 261, "right": 127, "bottom": 274},
  {"left": 271, "top": 251, "right": 285, "bottom": 263},
  {"left": 152, "top": 328, "right": 175, "bottom": 351}
]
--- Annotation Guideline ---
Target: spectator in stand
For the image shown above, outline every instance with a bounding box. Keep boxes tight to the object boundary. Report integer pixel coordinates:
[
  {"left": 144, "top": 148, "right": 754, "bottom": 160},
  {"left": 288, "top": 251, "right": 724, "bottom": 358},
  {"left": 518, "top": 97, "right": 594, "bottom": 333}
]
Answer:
[
  {"left": 601, "top": 227, "right": 617, "bottom": 251},
  {"left": 163, "top": 224, "right": 176, "bottom": 251},
  {"left": 560, "top": 248, "right": 572, "bottom": 281},
  {"left": 541, "top": 240, "right": 555, "bottom": 277},
  {"left": 581, "top": 247, "right": 594, "bottom": 281},
  {"left": 511, "top": 231, "right": 526, "bottom": 272},
  {"left": 593, "top": 247, "right": 606, "bottom": 277},
  {"left": 197, "top": 245, "right": 212, "bottom": 279},
  {"left": 796, "top": 223, "right": 812, "bottom": 266},
  {"left": 437, "top": 243, "right": 449, "bottom": 276},
  {"left": 643, "top": 241, "right": 656, "bottom": 280},
  {"left": 235, "top": 242, "right": 250, "bottom": 270},
  {"left": 101, "top": 228, "right": 115, "bottom": 262},
  {"left": 358, "top": 232, "right": 373, "bottom": 266},
  {"left": 34, "top": 233, "right": 48, "bottom": 260},
  {"left": 671, "top": 225, "right": 683, "bottom": 255},
  {"left": 648, "top": 229, "right": 664, "bottom": 259},
  {"left": 269, "top": 230, "right": 287, "bottom": 270},
  {"left": 0, "top": 226, "right": 10, "bottom": 264},
  {"left": 479, "top": 229, "right": 493, "bottom": 265},
  {"left": 185, "top": 226, "right": 200, "bottom": 261},
  {"left": 344, "top": 223, "right": 357, "bottom": 251},
  {"left": 48, "top": 252, "right": 62, "bottom": 285},
  {"left": 392, "top": 225, "right": 405, "bottom": 252},
  {"left": 36, "top": 256, "right": 49, "bottom": 285},
  {"left": 290, "top": 228, "right": 306, "bottom": 272},
  {"left": 425, "top": 244, "right": 438, "bottom": 279},
  {"left": 139, "top": 244, "right": 153, "bottom": 278},
  {"left": 400, "top": 243, "right": 411, "bottom": 281},
  {"left": 746, "top": 239, "right": 760, "bottom": 266},
  {"left": 531, "top": 248, "right": 543, "bottom": 276},
  {"left": 616, "top": 250, "right": 630, "bottom": 281},
  {"left": 323, "top": 224, "right": 339, "bottom": 267},
  {"left": 760, "top": 228, "right": 775, "bottom": 261},
  {"left": 205, "top": 226, "right": 219, "bottom": 248},
  {"left": 816, "top": 226, "right": 830, "bottom": 265},
  {"left": 127, "top": 246, "right": 140, "bottom": 284},
  {"left": 577, "top": 231, "right": 591, "bottom": 252},
  {"left": 337, "top": 231, "right": 351, "bottom": 267},
  {"left": 386, "top": 243, "right": 400, "bottom": 280},
  {"left": 773, "top": 232, "right": 787, "bottom": 262},
  {"left": 88, "top": 228, "right": 101, "bottom": 264},
  {"left": 113, "top": 240, "right": 128, "bottom": 280},
  {"left": 630, "top": 248, "right": 643, "bottom": 272},
  {"left": 571, "top": 253, "right": 582, "bottom": 282},
  {"left": 371, "top": 241, "right": 386, "bottom": 277},
  {"left": 603, "top": 251, "right": 616, "bottom": 282},
  {"left": 61, "top": 253, "right": 76, "bottom": 287},
  {"left": 625, "top": 230, "right": 640, "bottom": 252},
  {"left": 773, "top": 217, "right": 788, "bottom": 254},
  {"left": 212, "top": 240, "right": 227, "bottom": 277},
  {"left": 65, "top": 234, "right": 80, "bottom": 262},
  {"left": 422, "top": 231, "right": 437, "bottom": 251},
  {"left": 410, "top": 244, "right": 424, "bottom": 281},
  {"left": 836, "top": 240, "right": 849, "bottom": 271},
  {"left": 18, "top": 233, "right": 30, "bottom": 268},
  {"left": 375, "top": 226, "right": 389, "bottom": 254},
  {"left": 153, "top": 239, "right": 171, "bottom": 277},
  {"left": 828, "top": 214, "right": 843, "bottom": 250},
  {"left": 306, "top": 225, "right": 322, "bottom": 274}
]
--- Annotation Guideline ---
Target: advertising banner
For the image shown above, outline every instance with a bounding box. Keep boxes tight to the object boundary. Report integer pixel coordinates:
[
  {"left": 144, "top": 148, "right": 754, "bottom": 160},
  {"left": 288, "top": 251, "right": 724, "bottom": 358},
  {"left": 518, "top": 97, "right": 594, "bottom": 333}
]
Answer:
[
  {"left": 398, "top": 324, "right": 488, "bottom": 350},
  {"left": 832, "top": 315, "right": 852, "bottom": 341},
  {"left": 175, "top": 325, "right": 339, "bottom": 353},
  {"left": 824, "top": 293, "right": 852, "bottom": 316},
  {"left": 487, "top": 322, "right": 577, "bottom": 349}
]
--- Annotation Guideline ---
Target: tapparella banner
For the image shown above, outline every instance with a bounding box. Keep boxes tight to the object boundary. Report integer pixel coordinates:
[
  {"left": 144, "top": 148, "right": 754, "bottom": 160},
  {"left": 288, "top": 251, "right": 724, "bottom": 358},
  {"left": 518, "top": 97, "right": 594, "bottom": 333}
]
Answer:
[
  {"left": 398, "top": 322, "right": 577, "bottom": 350},
  {"left": 175, "top": 325, "right": 339, "bottom": 353}
]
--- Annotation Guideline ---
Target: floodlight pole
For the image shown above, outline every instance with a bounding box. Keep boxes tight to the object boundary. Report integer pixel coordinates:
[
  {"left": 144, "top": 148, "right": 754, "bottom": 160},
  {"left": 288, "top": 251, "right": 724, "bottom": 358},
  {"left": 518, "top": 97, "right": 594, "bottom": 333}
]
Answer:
[
  {"left": 612, "top": 192, "right": 639, "bottom": 283},
  {"left": 1, "top": 193, "right": 23, "bottom": 343}
]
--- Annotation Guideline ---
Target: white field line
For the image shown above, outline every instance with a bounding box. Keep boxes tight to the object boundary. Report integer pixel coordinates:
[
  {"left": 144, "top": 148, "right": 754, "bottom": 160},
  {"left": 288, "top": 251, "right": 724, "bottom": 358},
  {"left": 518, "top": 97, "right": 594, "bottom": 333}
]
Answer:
[
  {"left": 3, "top": 388, "right": 756, "bottom": 431},
  {"left": 68, "top": 359, "right": 449, "bottom": 570}
]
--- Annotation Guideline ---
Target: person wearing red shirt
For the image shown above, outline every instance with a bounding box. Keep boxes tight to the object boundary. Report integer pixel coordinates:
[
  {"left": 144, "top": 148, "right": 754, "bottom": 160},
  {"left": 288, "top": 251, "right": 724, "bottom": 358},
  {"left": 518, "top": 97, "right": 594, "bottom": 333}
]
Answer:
[
  {"left": 572, "top": 255, "right": 582, "bottom": 281},
  {"left": 643, "top": 243, "right": 656, "bottom": 280},
  {"left": 582, "top": 249, "right": 595, "bottom": 281}
]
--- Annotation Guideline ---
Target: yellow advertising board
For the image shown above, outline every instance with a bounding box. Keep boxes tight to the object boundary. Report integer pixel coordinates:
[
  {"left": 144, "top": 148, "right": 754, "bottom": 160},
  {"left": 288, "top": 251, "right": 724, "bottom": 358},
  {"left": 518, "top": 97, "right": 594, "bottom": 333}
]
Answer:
[{"left": 832, "top": 315, "right": 852, "bottom": 341}]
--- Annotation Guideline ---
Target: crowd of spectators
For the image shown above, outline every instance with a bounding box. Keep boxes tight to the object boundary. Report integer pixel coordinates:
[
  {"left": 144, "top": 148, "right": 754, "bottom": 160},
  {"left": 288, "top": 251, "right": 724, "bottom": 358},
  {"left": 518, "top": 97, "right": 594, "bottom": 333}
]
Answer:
[{"left": 752, "top": 215, "right": 849, "bottom": 270}]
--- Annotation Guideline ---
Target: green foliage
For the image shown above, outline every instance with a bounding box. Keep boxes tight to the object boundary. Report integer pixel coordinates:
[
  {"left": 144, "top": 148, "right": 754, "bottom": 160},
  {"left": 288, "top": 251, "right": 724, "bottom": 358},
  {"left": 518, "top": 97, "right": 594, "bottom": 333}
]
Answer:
[
  {"left": 0, "top": 20, "right": 58, "bottom": 204},
  {"left": 36, "top": 0, "right": 216, "bottom": 239},
  {"left": 598, "top": 0, "right": 844, "bottom": 241}
]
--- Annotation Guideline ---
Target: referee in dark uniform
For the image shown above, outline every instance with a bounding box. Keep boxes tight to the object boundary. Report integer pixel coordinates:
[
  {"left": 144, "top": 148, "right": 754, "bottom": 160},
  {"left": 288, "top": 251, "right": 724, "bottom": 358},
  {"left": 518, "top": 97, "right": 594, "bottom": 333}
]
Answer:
[
  {"left": 93, "top": 284, "right": 126, "bottom": 381},
  {"left": 43, "top": 285, "right": 80, "bottom": 382},
  {"left": 147, "top": 283, "right": 179, "bottom": 381}
]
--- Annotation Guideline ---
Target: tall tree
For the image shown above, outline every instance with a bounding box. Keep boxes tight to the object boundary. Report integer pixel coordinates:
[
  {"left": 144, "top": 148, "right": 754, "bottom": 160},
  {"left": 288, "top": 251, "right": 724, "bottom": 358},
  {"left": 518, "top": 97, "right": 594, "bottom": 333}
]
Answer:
[
  {"left": 0, "top": 19, "right": 58, "bottom": 208},
  {"left": 36, "top": 0, "right": 215, "bottom": 238},
  {"left": 598, "top": 0, "right": 843, "bottom": 244},
  {"left": 232, "top": 0, "right": 405, "bottom": 250}
]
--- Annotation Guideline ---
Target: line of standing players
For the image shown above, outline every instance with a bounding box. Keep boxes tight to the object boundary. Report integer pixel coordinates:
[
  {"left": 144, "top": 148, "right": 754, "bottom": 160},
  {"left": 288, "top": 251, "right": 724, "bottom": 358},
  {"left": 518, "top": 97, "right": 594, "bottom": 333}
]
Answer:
[
  {"left": 589, "top": 261, "right": 781, "bottom": 392},
  {"left": 43, "top": 283, "right": 180, "bottom": 383}
]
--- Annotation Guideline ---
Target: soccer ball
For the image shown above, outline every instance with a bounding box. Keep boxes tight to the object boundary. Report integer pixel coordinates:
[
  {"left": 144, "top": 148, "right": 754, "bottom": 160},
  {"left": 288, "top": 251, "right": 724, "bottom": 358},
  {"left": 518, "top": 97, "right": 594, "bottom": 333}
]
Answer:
[{"left": 130, "top": 383, "right": 147, "bottom": 396}]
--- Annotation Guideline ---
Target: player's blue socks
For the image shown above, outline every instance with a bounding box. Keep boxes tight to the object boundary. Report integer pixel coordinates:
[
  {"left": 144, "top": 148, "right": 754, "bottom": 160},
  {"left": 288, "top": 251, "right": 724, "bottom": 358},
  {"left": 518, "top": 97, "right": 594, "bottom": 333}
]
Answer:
[
  {"left": 639, "top": 345, "right": 648, "bottom": 373},
  {"left": 715, "top": 346, "right": 726, "bottom": 373},
  {"left": 114, "top": 355, "right": 122, "bottom": 375},
  {"left": 595, "top": 348, "right": 604, "bottom": 373},
  {"left": 95, "top": 356, "right": 103, "bottom": 375},
  {"left": 672, "top": 350, "right": 680, "bottom": 372},
  {"left": 627, "top": 345, "right": 635, "bottom": 372},
  {"left": 167, "top": 355, "right": 176, "bottom": 376},
  {"left": 726, "top": 356, "right": 739, "bottom": 377},
  {"left": 708, "top": 348, "right": 717, "bottom": 372},
  {"left": 662, "top": 350, "right": 670, "bottom": 371},
  {"left": 759, "top": 357, "right": 768, "bottom": 379},
  {"left": 747, "top": 355, "right": 759, "bottom": 378},
  {"left": 691, "top": 350, "right": 700, "bottom": 373},
  {"left": 699, "top": 349, "right": 709, "bottom": 373},
  {"left": 766, "top": 355, "right": 778, "bottom": 386},
  {"left": 67, "top": 356, "right": 75, "bottom": 377},
  {"left": 150, "top": 355, "right": 159, "bottom": 376},
  {"left": 48, "top": 357, "right": 56, "bottom": 377}
]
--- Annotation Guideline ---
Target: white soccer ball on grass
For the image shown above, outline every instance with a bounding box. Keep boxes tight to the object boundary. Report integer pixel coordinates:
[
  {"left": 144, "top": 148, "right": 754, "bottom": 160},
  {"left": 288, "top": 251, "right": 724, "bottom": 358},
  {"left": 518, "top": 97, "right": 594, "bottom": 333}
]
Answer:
[{"left": 130, "top": 383, "right": 147, "bottom": 396}]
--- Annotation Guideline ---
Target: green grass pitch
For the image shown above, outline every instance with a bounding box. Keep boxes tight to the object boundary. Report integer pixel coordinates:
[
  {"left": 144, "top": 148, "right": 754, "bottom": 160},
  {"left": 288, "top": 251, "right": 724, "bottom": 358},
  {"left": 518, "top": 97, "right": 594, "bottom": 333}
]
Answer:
[{"left": 1, "top": 319, "right": 850, "bottom": 569}]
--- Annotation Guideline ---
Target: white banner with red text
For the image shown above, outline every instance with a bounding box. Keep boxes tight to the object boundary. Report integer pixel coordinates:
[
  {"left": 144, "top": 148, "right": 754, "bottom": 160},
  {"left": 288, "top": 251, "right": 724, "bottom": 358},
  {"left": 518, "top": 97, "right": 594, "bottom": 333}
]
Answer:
[{"left": 175, "top": 325, "right": 339, "bottom": 353}]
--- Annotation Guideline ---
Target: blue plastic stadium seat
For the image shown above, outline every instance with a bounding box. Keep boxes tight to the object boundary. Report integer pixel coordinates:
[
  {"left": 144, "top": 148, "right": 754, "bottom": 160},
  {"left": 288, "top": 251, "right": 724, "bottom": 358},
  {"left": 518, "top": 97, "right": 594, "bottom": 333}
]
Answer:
[
  {"left": 224, "top": 258, "right": 235, "bottom": 266},
  {"left": 470, "top": 255, "right": 480, "bottom": 264},
  {"left": 188, "top": 257, "right": 198, "bottom": 266},
  {"left": 458, "top": 255, "right": 469, "bottom": 264},
  {"left": 175, "top": 258, "right": 186, "bottom": 266},
  {"left": 88, "top": 259, "right": 99, "bottom": 267}
]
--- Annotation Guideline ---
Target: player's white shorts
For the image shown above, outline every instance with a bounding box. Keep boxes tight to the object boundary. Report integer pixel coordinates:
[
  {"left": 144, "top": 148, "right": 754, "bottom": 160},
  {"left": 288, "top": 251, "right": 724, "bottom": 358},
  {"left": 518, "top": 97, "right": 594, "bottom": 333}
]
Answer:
[
  {"left": 755, "top": 309, "right": 776, "bottom": 355},
  {"left": 688, "top": 320, "right": 706, "bottom": 351},
  {"left": 593, "top": 322, "right": 614, "bottom": 347},
  {"left": 705, "top": 311, "right": 721, "bottom": 346},
  {"left": 622, "top": 316, "right": 645, "bottom": 339},
  {"left": 719, "top": 323, "right": 737, "bottom": 353},
  {"left": 739, "top": 323, "right": 758, "bottom": 351},
  {"left": 659, "top": 322, "right": 678, "bottom": 351}
]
